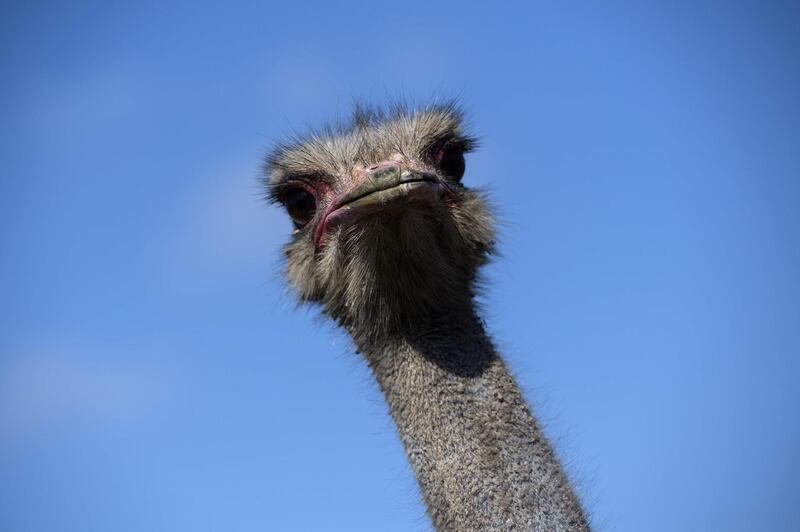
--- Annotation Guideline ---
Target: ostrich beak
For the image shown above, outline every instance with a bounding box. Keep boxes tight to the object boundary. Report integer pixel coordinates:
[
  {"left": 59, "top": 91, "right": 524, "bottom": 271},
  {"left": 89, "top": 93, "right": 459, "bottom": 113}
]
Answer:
[
  {"left": 315, "top": 165, "right": 453, "bottom": 248},
  {"left": 339, "top": 166, "right": 442, "bottom": 208}
]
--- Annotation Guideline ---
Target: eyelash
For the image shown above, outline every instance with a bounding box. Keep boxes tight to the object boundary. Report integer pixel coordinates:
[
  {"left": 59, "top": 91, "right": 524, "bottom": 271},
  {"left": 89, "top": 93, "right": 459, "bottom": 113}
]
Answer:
[{"left": 269, "top": 176, "right": 317, "bottom": 203}]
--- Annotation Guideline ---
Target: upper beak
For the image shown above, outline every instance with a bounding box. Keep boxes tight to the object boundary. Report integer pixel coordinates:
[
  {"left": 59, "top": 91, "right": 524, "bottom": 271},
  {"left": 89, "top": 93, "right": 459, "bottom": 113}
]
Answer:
[
  {"left": 335, "top": 165, "right": 441, "bottom": 210},
  {"left": 314, "top": 165, "right": 453, "bottom": 248}
]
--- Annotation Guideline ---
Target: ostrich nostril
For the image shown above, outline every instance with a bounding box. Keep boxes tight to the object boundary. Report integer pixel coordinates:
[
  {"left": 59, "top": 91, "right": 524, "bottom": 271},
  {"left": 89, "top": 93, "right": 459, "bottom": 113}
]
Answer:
[{"left": 369, "top": 164, "right": 402, "bottom": 184}]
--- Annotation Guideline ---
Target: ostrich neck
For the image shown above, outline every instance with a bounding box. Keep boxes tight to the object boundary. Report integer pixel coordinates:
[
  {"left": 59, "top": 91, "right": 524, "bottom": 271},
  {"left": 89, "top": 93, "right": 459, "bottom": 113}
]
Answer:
[{"left": 354, "top": 312, "right": 589, "bottom": 531}]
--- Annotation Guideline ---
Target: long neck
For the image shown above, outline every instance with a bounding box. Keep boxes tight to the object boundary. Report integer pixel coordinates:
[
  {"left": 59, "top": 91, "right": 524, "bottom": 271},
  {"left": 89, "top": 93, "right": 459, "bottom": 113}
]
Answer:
[{"left": 355, "top": 313, "right": 589, "bottom": 531}]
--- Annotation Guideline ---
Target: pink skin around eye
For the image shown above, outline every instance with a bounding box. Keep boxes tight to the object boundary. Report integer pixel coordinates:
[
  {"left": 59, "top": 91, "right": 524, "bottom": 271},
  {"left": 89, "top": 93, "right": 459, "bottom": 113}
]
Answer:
[{"left": 314, "top": 180, "right": 333, "bottom": 197}]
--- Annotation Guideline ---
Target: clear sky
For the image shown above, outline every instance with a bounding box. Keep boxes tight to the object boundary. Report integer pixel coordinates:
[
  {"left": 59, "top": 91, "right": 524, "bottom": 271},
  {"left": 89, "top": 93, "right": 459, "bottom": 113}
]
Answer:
[{"left": 1, "top": 1, "right": 799, "bottom": 530}]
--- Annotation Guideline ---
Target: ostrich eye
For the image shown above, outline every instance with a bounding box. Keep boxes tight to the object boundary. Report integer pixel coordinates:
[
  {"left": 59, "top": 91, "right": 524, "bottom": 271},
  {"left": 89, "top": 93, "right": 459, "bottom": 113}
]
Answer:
[
  {"left": 283, "top": 188, "right": 316, "bottom": 228},
  {"left": 439, "top": 147, "right": 466, "bottom": 181}
]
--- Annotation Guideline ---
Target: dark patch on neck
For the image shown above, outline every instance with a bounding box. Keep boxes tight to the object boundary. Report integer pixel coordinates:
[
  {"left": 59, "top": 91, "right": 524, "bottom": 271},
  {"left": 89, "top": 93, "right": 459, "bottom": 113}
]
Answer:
[{"left": 359, "top": 312, "right": 496, "bottom": 379}]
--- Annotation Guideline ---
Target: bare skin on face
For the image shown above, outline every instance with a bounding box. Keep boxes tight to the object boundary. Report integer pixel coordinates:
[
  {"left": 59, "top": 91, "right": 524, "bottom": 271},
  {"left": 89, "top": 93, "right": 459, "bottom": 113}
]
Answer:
[{"left": 265, "top": 103, "right": 589, "bottom": 531}]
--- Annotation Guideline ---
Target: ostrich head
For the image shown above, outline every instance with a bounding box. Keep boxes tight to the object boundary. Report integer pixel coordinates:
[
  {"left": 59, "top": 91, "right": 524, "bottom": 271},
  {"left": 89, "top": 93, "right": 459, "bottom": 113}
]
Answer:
[{"left": 265, "top": 103, "right": 496, "bottom": 342}]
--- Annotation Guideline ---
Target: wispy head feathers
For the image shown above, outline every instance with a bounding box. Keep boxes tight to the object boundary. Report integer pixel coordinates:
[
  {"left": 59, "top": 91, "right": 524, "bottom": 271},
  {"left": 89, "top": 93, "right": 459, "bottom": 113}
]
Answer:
[{"left": 265, "top": 101, "right": 495, "bottom": 344}]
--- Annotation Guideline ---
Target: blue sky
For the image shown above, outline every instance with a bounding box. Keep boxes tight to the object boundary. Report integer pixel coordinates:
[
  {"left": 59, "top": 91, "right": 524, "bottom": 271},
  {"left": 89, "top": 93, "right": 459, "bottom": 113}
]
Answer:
[{"left": 1, "top": 1, "right": 798, "bottom": 530}]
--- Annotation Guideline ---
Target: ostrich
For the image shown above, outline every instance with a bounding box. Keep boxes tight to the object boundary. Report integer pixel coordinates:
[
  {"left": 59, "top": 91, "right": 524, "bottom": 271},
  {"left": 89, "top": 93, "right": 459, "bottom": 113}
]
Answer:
[{"left": 264, "top": 102, "right": 589, "bottom": 531}]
